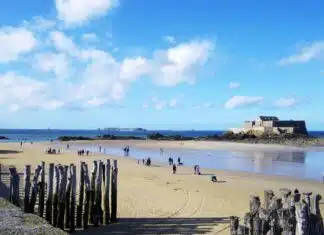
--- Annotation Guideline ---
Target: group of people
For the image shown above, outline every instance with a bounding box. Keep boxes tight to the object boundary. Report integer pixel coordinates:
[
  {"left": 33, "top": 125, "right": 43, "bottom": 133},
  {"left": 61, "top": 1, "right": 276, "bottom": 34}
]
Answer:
[
  {"left": 168, "top": 157, "right": 182, "bottom": 166},
  {"left": 46, "top": 148, "right": 60, "bottom": 154},
  {"left": 78, "top": 149, "right": 90, "bottom": 156},
  {"left": 123, "top": 146, "right": 130, "bottom": 156},
  {"left": 138, "top": 157, "right": 151, "bottom": 166}
]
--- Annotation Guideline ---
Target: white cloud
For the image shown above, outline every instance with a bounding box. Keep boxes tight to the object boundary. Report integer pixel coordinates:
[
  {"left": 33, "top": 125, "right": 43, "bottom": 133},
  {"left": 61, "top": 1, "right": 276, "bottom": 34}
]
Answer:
[
  {"left": 50, "top": 31, "right": 78, "bottom": 56},
  {"left": 142, "top": 103, "right": 148, "bottom": 109},
  {"left": 274, "top": 97, "right": 298, "bottom": 107},
  {"left": 42, "top": 100, "right": 65, "bottom": 110},
  {"left": 278, "top": 41, "right": 324, "bottom": 65},
  {"left": 0, "top": 27, "right": 37, "bottom": 63},
  {"left": 9, "top": 104, "right": 20, "bottom": 112},
  {"left": 55, "top": 0, "right": 118, "bottom": 26},
  {"left": 119, "top": 57, "right": 149, "bottom": 82},
  {"left": 225, "top": 96, "right": 263, "bottom": 109},
  {"left": 155, "top": 101, "right": 166, "bottom": 110},
  {"left": 169, "top": 99, "right": 177, "bottom": 107},
  {"left": 164, "top": 36, "right": 176, "bottom": 44},
  {"left": 34, "top": 52, "right": 70, "bottom": 79},
  {"left": 0, "top": 72, "right": 47, "bottom": 109},
  {"left": 0, "top": 14, "right": 215, "bottom": 111},
  {"left": 23, "top": 16, "right": 56, "bottom": 31},
  {"left": 229, "top": 82, "right": 240, "bottom": 89},
  {"left": 82, "top": 33, "right": 98, "bottom": 42},
  {"left": 152, "top": 40, "right": 214, "bottom": 86}
]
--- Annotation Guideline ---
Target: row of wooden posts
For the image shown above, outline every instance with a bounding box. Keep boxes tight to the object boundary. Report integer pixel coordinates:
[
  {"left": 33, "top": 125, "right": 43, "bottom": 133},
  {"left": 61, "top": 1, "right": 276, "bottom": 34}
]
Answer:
[
  {"left": 6, "top": 160, "right": 118, "bottom": 233},
  {"left": 230, "top": 188, "right": 324, "bottom": 235}
]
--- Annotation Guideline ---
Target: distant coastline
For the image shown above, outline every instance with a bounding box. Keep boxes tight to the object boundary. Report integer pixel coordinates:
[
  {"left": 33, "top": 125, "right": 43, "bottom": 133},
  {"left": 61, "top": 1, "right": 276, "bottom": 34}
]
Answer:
[{"left": 56, "top": 132, "right": 324, "bottom": 147}]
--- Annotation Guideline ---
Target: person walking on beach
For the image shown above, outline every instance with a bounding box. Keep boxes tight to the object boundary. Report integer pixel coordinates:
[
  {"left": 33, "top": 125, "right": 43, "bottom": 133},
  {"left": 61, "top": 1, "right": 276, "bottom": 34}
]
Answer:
[
  {"left": 99, "top": 145, "right": 102, "bottom": 152},
  {"left": 173, "top": 164, "right": 177, "bottom": 174},
  {"left": 178, "top": 157, "right": 181, "bottom": 165}
]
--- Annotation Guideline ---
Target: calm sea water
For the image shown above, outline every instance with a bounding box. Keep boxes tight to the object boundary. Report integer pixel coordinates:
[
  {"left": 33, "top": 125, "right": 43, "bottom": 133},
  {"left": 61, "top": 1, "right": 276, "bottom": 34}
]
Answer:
[
  {"left": 1, "top": 129, "right": 324, "bottom": 181},
  {"left": 0, "top": 129, "right": 324, "bottom": 142}
]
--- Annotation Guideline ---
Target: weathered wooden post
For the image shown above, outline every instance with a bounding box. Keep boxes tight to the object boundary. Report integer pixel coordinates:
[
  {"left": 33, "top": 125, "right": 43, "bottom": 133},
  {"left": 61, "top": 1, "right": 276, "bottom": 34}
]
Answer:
[
  {"left": 250, "top": 196, "right": 261, "bottom": 235},
  {"left": 53, "top": 165, "right": 60, "bottom": 227},
  {"left": 24, "top": 165, "right": 31, "bottom": 212},
  {"left": 104, "top": 159, "right": 111, "bottom": 224},
  {"left": 89, "top": 161, "right": 98, "bottom": 224},
  {"left": 280, "top": 188, "right": 292, "bottom": 209},
  {"left": 29, "top": 165, "right": 42, "bottom": 212},
  {"left": 111, "top": 160, "right": 118, "bottom": 223},
  {"left": 9, "top": 167, "right": 20, "bottom": 206},
  {"left": 76, "top": 162, "right": 85, "bottom": 228},
  {"left": 94, "top": 161, "right": 103, "bottom": 226},
  {"left": 57, "top": 165, "right": 68, "bottom": 230},
  {"left": 70, "top": 164, "right": 77, "bottom": 233},
  {"left": 46, "top": 163, "right": 54, "bottom": 223},
  {"left": 264, "top": 190, "right": 274, "bottom": 210},
  {"left": 65, "top": 165, "right": 72, "bottom": 229},
  {"left": 82, "top": 163, "right": 91, "bottom": 229},
  {"left": 39, "top": 161, "right": 45, "bottom": 217},
  {"left": 230, "top": 216, "right": 239, "bottom": 235},
  {"left": 296, "top": 200, "right": 309, "bottom": 235}
]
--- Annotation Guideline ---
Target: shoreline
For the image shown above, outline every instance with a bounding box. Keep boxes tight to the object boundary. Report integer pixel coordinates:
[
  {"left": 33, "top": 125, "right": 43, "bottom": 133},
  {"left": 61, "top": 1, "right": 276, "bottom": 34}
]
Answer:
[{"left": 58, "top": 139, "right": 314, "bottom": 151}]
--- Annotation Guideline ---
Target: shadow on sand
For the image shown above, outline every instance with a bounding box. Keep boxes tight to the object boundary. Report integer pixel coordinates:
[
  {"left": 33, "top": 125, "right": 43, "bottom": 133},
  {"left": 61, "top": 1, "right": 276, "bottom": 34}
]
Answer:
[
  {"left": 0, "top": 180, "right": 10, "bottom": 198},
  {"left": 76, "top": 217, "right": 229, "bottom": 235},
  {"left": 0, "top": 150, "right": 21, "bottom": 154}
]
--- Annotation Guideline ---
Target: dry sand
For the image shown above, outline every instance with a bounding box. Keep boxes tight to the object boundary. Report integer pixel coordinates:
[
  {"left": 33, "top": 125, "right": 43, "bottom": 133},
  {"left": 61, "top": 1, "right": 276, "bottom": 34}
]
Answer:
[{"left": 1, "top": 141, "right": 324, "bottom": 235}]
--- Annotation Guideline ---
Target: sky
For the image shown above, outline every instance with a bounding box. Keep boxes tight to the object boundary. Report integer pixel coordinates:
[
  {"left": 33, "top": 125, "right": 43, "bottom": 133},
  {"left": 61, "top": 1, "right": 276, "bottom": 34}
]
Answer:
[{"left": 0, "top": 0, "right": 324, "bottom": 130}]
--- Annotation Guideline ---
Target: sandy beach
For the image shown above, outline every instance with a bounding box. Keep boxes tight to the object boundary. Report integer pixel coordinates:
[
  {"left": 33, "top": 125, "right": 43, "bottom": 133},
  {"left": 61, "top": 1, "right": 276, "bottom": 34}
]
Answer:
[{"left": 1, "top": 141, "right": 324, "bottom": 234}]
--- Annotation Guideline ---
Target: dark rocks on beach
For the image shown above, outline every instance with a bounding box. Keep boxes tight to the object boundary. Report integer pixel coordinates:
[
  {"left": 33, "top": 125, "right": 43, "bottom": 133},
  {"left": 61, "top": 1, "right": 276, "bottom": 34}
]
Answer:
[
  {"left": 146, "top": 133, "right": 195, "bottom": 141},
  {"left": 97, "top": 135, "right": 144, "bottom": 140},
  {"left": 57, "top": 136, "right": 94, "bottom": 141},
  {"left": 56, "top": 131, "right": 322, "bottom": 147},
  {"left": 0, "top": 136, "right": 9, "bottom": 140}
]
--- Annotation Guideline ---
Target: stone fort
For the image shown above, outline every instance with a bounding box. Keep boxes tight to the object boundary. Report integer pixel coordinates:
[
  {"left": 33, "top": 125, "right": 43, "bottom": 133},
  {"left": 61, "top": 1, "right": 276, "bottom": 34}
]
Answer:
[{"left": 230, "top": 116, "right": 308, "bottom": 135}]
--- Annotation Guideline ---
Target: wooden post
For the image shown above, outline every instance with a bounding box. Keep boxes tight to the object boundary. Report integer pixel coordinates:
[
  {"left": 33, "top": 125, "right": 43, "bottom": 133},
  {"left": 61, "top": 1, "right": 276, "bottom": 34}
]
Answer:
[
  {"left": 94, "top": 161, "right": 103, "bottom": 226},
  {"left": 111, "top": 160, "right": 118, "bottom": 222},
  {"left": 70, "top": 164, "right": 77, "bottom": 233},
  {"left": 264, "top": 190, "right": 274, "bottom": 210},
  {"left": 104, "top": 159, "right": 111, "bottom": 224},
  {"left": 76, "top": 162, "right": 85, "bottom": 228},
  {"left": 57, "top": 165, "right": 68, "bottom": 230},
  {"left": 46, "top": 163, "right": 54, "bottom": 223},
  {"left": 82, "top": 163, "right": 91, "bottom": 229},
  {"left": 9, "top": 167, "right": 20, "bottom": 206},
  {"left": 24, "top": 165, "right": 31, "bottom": 212},
  {"left": 39, "top": 161, "right": 45, "bottom": 217},
  {"left": 65, "top": 165, "right": 72, "bottom": 229},
  {"left": 53, "top": 165, "right": 60, "bottom": 227},
  {"left": 229, "top": 216, "right": 239, "bottom": 235},
  {"left": 29, "top": 165, "right": 42, "bottom": 212},
  {"left": 89, "top": 161, "right": 98, "bottom": 224},
  {"left": 250, "top": 196, "right": 261, "bottom": 235},
  {"left": 296, "top": 200, "right": 309, "bottom": 235}
]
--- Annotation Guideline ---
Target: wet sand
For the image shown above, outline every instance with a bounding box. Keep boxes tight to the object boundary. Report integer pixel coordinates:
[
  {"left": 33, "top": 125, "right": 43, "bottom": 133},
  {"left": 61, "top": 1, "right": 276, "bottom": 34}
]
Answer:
[{"left": 1, "top": 142, "right": 324, "bottom": 234}]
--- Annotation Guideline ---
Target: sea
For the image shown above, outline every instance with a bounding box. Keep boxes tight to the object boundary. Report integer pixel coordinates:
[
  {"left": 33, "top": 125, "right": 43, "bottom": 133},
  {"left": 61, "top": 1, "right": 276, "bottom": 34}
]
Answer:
[{"left": 2, "top": 129, "right": 324, "bottom": 181}]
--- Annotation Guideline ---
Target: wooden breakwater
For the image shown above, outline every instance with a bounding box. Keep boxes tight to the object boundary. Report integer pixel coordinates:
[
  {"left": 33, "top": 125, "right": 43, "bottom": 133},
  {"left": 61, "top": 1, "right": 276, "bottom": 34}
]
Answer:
[
  {"left": 0, "top": 159, "right": 118, "bottom": 233},
  {"left": 230, "top": 188, "right": 324, "bottom": 235}
]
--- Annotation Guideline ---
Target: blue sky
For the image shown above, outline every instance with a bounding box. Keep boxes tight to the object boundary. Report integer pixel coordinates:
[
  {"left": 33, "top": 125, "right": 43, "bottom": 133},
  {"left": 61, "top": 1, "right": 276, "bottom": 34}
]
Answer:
[{"left": 0, "top": 0, "right": 323, "bottom": 130}]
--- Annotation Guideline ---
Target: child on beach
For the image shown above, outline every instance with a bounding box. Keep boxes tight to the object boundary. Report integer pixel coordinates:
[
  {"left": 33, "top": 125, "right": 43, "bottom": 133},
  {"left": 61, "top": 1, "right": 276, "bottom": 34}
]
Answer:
[{"left": 173, "top": 164, "right": 177, "bottom": 174}]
